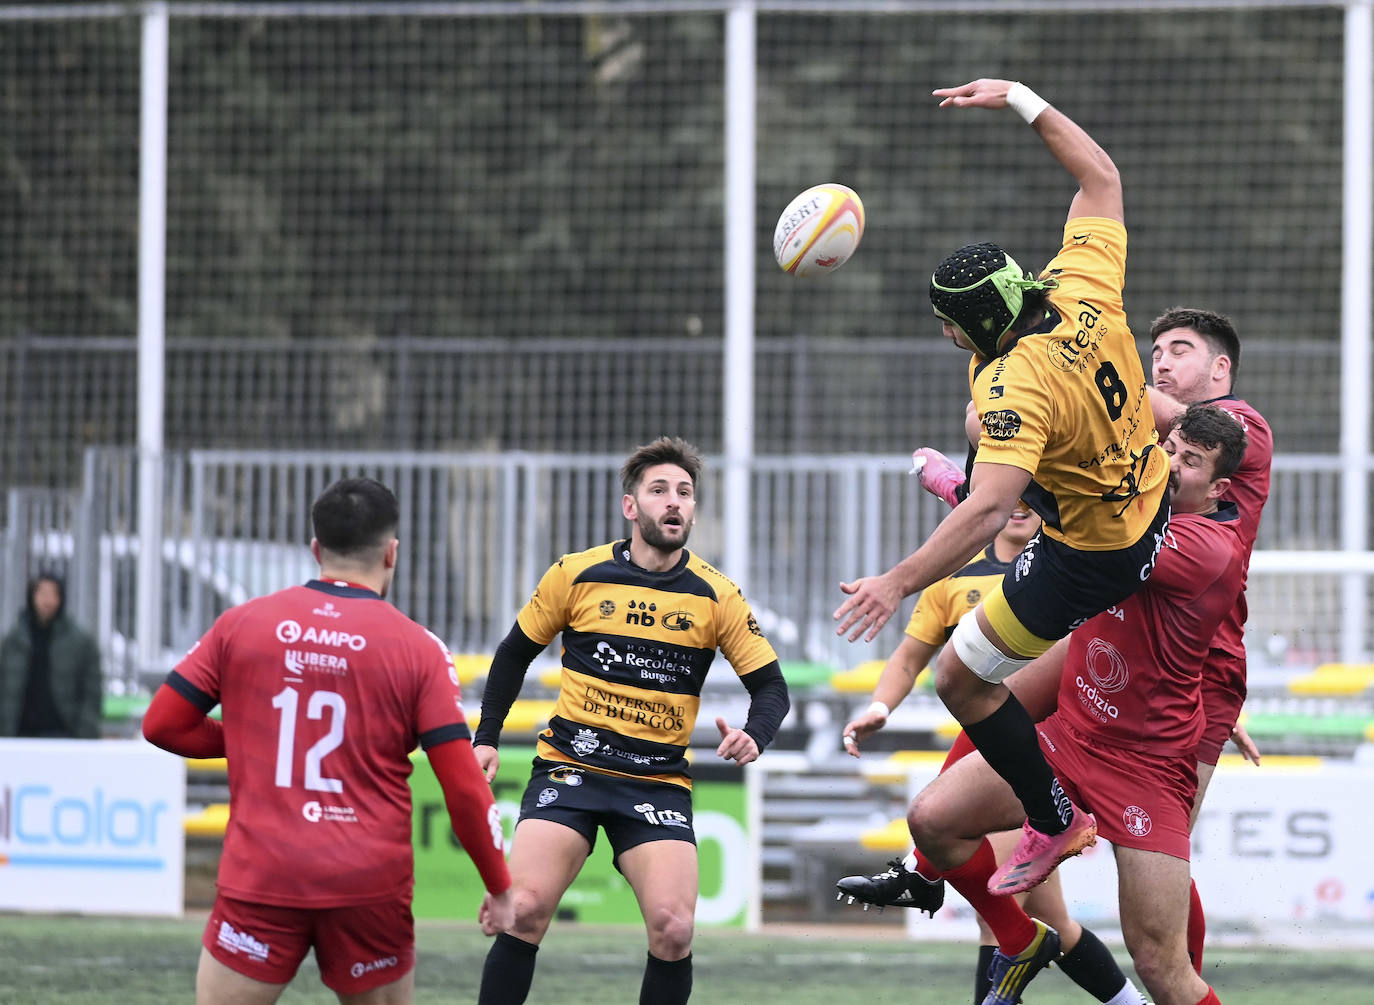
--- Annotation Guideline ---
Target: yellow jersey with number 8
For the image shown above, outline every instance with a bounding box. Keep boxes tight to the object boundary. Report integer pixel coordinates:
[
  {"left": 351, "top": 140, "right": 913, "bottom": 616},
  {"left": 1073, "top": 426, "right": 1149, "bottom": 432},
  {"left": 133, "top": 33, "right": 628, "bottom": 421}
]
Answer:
[{"left": 968, "top": 217, "right": 1168, "bottom": 551}]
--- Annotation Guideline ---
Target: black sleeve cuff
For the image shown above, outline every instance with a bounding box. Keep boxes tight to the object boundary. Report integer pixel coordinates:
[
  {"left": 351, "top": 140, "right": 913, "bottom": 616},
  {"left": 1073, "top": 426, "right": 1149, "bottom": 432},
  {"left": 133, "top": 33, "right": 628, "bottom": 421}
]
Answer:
[{"left": 164, "top": 670, "right": 217, "bottom": 714}]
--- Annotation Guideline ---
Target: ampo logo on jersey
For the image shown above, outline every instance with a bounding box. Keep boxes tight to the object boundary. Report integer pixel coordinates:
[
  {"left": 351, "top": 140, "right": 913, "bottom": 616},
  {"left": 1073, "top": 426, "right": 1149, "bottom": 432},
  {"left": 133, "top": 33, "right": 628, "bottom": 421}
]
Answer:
[{"left": 275, "top": 619, "right": 367, "bottom": 651}]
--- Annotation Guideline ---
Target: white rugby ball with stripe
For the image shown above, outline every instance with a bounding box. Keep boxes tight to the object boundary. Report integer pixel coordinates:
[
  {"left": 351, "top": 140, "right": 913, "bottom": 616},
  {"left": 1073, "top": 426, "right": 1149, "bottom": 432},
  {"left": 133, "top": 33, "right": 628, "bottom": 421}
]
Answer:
[{"left": 773, "top": 183, "right": 866, "bottom": 277}]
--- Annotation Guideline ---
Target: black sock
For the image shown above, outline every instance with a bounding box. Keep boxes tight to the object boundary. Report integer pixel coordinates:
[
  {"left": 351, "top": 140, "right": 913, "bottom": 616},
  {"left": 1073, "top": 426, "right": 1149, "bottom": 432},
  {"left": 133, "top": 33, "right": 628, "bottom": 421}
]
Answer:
[
  {"left": 1058, "top": 925, "right": 1131, "bottom": 1002},
  {"left": 962, "top": 693, "right": 1070, "bottom": 834},
  {"left": 478, "top": 932, "right": 538, "bottom": 1005},
  {"left": 640, "top": 952, "right": 692, "bottom": 1005},
  {"left": 974, "top": 944, "right": 997, "bottom": 1004}
]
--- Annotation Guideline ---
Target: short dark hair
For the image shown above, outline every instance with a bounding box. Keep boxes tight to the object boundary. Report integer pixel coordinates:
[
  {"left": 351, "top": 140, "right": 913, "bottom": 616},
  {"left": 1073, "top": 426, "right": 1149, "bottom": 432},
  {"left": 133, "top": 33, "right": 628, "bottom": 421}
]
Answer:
[
  {"left": 620, "top": 437, "right": 704, "bottom": 496},
  {"left": 1149, "top": 306, "right": 1242, "bottom": 379},
  {"left": 311, "top": 477, "right": 399, "bottom": 560},
  {"left": 1176, "top": 403, "right": 1248, "bottom": 482}
]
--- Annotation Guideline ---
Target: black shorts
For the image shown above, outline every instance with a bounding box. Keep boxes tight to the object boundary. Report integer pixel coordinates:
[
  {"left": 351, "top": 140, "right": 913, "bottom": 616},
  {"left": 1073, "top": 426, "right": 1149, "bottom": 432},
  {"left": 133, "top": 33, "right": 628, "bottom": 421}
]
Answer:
[
  {"left": 994, "top": 489, "right": 1171, "bottom": 648},
  {"left": 516, "top": 758, "right": 696, "bottom": 867}
]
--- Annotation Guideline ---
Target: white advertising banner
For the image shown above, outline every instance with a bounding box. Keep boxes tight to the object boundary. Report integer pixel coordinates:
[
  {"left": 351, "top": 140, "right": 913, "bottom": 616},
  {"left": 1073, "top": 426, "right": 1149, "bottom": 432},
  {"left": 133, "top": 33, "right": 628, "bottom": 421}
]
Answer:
[
  {"left": 904, "top": 758, "right": 1374, "bottom": 946},
  {"left": 0, "top": 739, "right": 185, "bottom": 916}
]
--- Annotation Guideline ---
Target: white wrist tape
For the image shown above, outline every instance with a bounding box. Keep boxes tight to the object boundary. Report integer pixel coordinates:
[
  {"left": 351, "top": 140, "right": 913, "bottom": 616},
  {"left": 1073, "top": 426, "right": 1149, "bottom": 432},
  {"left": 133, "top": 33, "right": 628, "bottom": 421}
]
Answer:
[
  {"left": 867, "top": 700, "right": 891, "bottom": 720},
  {"left": 1007, "top": 82, "right": 1049, "bottom": 124}
]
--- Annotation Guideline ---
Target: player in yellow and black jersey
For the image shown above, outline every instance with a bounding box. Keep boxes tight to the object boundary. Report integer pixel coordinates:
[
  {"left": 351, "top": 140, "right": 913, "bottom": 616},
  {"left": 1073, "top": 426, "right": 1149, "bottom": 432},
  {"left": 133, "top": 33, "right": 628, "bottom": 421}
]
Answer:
[
  {"left": 474, "top": 436, "right": 789, "bottom": 1005},
  {"left": 834, "top": 79, "right": 1172, "bottom": 918}
]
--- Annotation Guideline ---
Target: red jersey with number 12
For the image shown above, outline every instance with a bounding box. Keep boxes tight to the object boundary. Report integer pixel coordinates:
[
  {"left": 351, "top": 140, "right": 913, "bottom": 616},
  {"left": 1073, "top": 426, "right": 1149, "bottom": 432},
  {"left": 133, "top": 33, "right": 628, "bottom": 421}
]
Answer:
[
  {"left": 1054, "top": 507, "right": 1245, "bottom": 756},
  {"left": 174, "top": 580, "right": 472, "bottom": 908}
]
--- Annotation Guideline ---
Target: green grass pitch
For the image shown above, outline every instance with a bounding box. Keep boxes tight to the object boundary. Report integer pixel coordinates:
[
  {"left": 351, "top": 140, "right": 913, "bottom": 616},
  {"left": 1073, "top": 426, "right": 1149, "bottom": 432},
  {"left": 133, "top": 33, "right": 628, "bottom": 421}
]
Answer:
[{"left": 2, "top": 914, "right": 1373, "bottom": 1003}]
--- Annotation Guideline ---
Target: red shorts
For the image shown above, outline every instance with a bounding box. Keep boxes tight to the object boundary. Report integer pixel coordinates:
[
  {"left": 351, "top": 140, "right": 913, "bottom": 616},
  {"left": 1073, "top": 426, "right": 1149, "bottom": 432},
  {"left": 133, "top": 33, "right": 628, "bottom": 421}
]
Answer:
[
  {"left": 1197, "top": 649, "right": 1247, "bottom": 765},
  {"left": 202, "top": 893, "right": 415, "bottom": 994},
  {"left": 1037, "top": 717, "right": 1197, "bottom": 860}
]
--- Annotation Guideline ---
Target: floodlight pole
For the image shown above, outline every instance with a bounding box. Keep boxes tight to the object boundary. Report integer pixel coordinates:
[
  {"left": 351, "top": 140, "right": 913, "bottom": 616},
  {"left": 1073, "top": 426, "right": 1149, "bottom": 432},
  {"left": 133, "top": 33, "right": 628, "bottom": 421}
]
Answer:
[
  {"left": 1341, "top": 0, "right": 1372, "bottom": 664},
  {"left": 136, "top": 2, "right": 169, "bottom": 679},
  {"left": 723, "top": 1, "right": 756, "bottom": 595}
]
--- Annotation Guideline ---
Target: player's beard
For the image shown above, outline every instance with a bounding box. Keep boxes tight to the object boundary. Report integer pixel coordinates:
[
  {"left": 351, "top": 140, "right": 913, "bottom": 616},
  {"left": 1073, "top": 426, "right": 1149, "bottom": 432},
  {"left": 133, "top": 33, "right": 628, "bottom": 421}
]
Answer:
[{"left": 637, "top": 510, "right": 691, "bottom": 555}]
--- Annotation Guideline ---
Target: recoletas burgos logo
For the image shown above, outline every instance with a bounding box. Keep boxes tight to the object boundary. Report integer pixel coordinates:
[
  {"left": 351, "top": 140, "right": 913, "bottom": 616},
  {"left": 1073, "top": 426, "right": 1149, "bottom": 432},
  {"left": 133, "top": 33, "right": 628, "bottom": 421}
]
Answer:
[{"left": 592, "top": 641, "right": 623, "bottom": 671}]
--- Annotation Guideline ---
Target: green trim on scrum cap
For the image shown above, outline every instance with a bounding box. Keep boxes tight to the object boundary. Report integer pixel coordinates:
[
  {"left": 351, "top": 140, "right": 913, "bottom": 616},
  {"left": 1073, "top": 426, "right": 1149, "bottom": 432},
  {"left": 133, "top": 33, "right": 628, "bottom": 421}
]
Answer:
[{"left": 930, "top": 244, "right": 1058, "bottom": 358}]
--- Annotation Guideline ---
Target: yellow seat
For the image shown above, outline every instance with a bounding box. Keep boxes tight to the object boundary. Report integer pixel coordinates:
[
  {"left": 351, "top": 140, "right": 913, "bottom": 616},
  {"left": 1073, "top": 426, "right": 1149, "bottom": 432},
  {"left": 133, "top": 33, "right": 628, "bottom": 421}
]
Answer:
[
  {"left": 830, "top": 660, "right": 887, "bottom": 693},
  {"left": 539, "top": 667, "right": 564, "bottom": 689},
  {"left": 933, "top": 719, "right": 962, "bottom": 739},
  {"left": 469, "top": 699, "right": 555, "bottom": 734},
  {"left": 451, "top": 653, "right": 491, "bottom": 686},
  {"left": 186, "top": 757, "right": 228, "bottom": 772},
  {"left": 885, "top": 749, "right": 951, "bottom": 766},
  {"left": 859, "top": 817, "right": 911, "bottom": 852},
  {"left": 185, "top": 803, "right": 230, "bottom": 838},
  {"left": 1287, "top": 665, "right": 1374, "bottom": 696}
]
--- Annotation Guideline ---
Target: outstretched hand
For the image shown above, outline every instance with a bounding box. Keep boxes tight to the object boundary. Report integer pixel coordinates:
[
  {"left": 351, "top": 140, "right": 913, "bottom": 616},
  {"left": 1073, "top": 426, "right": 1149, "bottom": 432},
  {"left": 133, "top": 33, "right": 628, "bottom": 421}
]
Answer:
[
  {"left": 840, "top": 705, "right": 890, "bottom": 759},
  {"left": 834, "top": 573, "right": 902, "bottom": 642},
  {"left": 932, "top": 78, "right": 1015, "bottom": 110},
  {"left": 715, "top": 717, "right": 761, "bottom": 765}
]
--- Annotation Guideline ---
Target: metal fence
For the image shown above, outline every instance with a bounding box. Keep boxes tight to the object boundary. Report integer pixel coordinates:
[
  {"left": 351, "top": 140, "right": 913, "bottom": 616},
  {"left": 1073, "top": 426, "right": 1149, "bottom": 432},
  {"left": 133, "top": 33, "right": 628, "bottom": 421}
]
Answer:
[
  {"left": 7, "top": 446, "right": 1371, "bottom": 696},
  {"left": 2, "top": 1, "right": 1371, "bottom": 682}
]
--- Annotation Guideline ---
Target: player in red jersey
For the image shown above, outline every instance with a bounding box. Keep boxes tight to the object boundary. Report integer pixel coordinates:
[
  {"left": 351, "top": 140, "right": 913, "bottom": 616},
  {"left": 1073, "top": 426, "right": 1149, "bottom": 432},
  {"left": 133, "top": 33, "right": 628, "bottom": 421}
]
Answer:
[
  {"left": 142, "top": 477, "right": 512, "bottom": 1004},
  {"left": 1148, "top": 307, "right": 1272, "bottom": 971},
  {"left": 836, "top": 503, "right": 1150, "bottom": 1005},
  {"left": 904, "top": 404, "right": 1248, "bottom": 1005}
]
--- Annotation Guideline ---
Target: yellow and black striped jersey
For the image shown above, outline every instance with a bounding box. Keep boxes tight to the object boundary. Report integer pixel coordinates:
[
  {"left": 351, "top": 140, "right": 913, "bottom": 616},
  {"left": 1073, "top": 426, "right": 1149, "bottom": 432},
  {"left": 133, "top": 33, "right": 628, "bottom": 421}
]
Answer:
[
  {"left": 905, "top": 544, "right": 1011, "bottom": 647},
  {"left": 969, "top": 217, "right": 1168, "bottom": 550},
  {"left": 517, "top": 540, "right": 777, "bottom": 790}
]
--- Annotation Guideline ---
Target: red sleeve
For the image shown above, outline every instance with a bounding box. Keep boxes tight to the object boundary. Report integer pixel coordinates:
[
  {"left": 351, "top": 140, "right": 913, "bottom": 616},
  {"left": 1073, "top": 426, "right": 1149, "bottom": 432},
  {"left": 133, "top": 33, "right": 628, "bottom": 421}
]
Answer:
[
  {"left": 1147, "top": 516, "right": 1228, "bottom": 599},
  {"left": 142, "top": 683, "right": 226, "bottom": 759},
  {"left": 426, "top": 738, "right": 511, "bottom": 895}
]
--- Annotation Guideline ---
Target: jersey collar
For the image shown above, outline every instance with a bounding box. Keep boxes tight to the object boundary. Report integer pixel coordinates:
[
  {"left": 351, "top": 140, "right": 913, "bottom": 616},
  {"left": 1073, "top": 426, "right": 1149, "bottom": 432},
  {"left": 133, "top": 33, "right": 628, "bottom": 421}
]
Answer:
[{"left": 306, "top": 579, "right": 381, "bottom": 599}]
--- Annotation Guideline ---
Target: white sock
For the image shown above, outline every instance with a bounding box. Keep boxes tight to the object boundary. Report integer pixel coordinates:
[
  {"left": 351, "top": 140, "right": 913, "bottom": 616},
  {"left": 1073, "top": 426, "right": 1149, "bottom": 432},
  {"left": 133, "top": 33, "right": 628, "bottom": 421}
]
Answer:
[
  {"left": 901, "top": 850, "right": 920, "bottom": 873},
  {"left": 1104, "top": 980, "right": 1148, "bottom": 1005}
]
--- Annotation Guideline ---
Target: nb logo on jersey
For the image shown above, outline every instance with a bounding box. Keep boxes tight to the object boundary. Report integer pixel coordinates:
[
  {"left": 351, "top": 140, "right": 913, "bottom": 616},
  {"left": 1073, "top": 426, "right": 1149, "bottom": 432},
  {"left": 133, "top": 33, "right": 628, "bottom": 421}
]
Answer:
[{"left": 625, "top": 600, "right": 657, "bottom": 627}]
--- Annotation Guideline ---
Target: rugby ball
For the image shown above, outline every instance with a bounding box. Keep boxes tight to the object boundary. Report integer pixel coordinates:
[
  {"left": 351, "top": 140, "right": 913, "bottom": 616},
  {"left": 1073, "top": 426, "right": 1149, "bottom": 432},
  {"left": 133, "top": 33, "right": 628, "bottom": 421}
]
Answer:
[{"left": 773, "top": 183, "right": 866, "bottom": 277}]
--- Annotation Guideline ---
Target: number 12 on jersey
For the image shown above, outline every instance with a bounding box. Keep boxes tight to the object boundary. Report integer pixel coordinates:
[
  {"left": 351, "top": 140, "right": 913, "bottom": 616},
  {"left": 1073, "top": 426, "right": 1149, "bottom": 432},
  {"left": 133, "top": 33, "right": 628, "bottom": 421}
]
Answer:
[{"left": 272, "top": 685, "right": 346, "bottom": 793}]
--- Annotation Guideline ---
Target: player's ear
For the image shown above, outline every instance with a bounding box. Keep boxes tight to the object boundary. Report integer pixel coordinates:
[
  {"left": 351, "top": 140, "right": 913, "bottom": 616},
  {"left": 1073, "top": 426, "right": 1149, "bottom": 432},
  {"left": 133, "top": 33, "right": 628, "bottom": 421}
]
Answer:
[
  {"left": 310, "top": 538, "right": 322, "bottom": 566},
  {"left": 384, "top": 538, "right": 399, "bottom": 570},
  {"left": 1208, "top": 476, "right": 1231, "bottom": 503},
  {"left": 622, "top": 493, "right": 637, "bottom": 520}
]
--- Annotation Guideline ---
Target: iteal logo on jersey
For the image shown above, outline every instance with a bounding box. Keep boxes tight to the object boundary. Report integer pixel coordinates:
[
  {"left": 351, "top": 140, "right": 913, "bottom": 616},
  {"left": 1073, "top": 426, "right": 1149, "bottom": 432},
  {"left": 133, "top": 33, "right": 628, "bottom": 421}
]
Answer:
[
  {"left": 276, "top": 619, "right": 303, "bottom": 643},
  {"left": 625, "top": 600, "right": 657, "bottom": 626}
]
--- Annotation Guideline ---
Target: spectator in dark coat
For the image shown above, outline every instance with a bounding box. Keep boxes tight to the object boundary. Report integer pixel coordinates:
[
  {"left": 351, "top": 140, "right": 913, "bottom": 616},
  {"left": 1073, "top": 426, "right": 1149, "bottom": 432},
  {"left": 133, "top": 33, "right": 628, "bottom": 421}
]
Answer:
[{"left": 0, "top": 574, "right": 103, "bottom": 738}]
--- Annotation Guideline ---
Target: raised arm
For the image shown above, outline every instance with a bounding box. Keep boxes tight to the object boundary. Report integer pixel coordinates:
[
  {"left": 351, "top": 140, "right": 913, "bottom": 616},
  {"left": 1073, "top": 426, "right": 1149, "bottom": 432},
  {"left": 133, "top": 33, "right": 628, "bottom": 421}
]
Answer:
[
  {"left": 834, "top": 461, "right": 1031, "bottom": 642},
  {"left": 933, "top": 78, "right": 1122, "bottom": 224}
]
